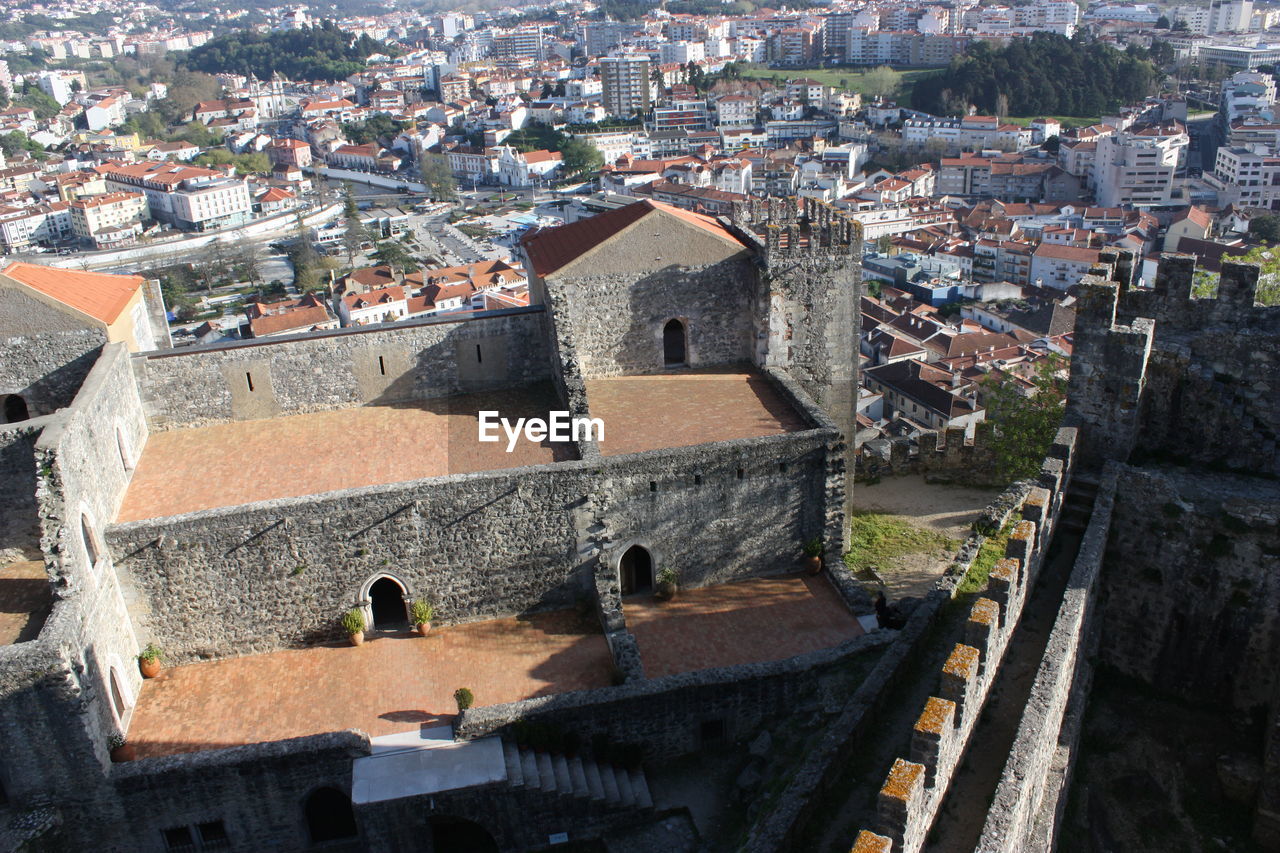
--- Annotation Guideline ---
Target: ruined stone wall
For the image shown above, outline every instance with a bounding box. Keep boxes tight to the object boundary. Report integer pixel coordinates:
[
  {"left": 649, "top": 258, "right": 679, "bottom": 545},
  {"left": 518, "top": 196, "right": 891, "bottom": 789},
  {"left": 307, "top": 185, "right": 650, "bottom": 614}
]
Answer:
[
  {"left": 541, "top": 257, "right": 758, "bottom": 379},
  {"left": 105, "top": 428, "right": 838, "bottom": 662},
  {"left": 855, "top": 426, "right": 1002, "bottom": 487},
  {"left": 976, "top": 464, "right": 1119, "bottom": 852},
  {"left": 132, "top": 307, "right": 551, "bottom": 429},
  {"left": 1069, "top": 253, "right": 1280, "bottom": 475},
  {"left": 1095, "top": 466, "right": 1280, "bottom": 712}
]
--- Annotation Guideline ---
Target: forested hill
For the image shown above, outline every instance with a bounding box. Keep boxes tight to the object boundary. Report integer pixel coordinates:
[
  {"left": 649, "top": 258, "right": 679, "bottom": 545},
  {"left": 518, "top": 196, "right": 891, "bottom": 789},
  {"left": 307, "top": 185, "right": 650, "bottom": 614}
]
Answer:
[
  {"left": 910, "top": 33, "right": 1161, "bottom": 118},
  {"left": 182, "top": 21, "right": 401, "bottom": 82}
]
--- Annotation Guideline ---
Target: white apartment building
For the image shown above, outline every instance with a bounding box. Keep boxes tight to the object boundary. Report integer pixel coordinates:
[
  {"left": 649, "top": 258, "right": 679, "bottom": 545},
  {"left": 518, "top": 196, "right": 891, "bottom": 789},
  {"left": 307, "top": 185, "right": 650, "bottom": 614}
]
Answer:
[
  {"left": 1208, "top": 145, "right": 1280, "bottom": 209},
  {"left": 97, "top": 162, "right": 252, "bottom": 232},
  {"left": 1221, "top": 71, "right": 1276, "bottom": 124},
  {"left": 69, "top": 191, "right": 148, "bottom": 248},
  {"left": 659, "top": 41, "right": 705, "bottom": 65},
  {"left": 1093, "top": 127, "right": 1188, "bottom": 207}
]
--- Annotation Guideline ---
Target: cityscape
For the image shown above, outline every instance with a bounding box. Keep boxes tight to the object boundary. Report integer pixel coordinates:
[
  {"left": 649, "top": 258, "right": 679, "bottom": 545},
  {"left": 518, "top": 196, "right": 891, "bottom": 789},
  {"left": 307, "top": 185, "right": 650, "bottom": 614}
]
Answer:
[{"left": 0, "top": 0, "right": 1277, "bottom": 850}]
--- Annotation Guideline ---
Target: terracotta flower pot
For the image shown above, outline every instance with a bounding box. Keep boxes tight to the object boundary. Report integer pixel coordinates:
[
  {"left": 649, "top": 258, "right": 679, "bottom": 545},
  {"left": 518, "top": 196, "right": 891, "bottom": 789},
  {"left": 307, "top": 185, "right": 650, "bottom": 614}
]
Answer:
[
  {"left": 416, "top": 622, "right": 431, "bottom": 637},
  {"left": 805, "top": 555, "right": 823, "bottom": 575},
  {"left": 139, "top": 657, "right": 161, "bottom": 679},
  {"left": 655, "top": 580, "right": 677, "bottom": 601},
  {"left": 349, "top": 631, "right": 364, "bottom": 647},
  {"left": 110, "top": 743, "right": 136, "bottom": 763}
]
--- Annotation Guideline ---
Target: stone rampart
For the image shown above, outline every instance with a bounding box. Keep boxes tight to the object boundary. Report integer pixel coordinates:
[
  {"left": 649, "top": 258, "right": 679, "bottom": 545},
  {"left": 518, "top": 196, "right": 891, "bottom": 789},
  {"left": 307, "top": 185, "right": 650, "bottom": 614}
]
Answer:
[
  {"left": 975, "top": 464, "right": 1119, "bottom": 852},
  {"left": 132, "top": 306, "right": 551, "bottom": 429},
  {"left": 0, "top": 419, "right": 46, "bottom": 552},
  {"left": 844, "top": 431, "right": 1077, "bottom": 853},
  {"left": 856, "top": 425, "right": 1002, "bottom": 487}
]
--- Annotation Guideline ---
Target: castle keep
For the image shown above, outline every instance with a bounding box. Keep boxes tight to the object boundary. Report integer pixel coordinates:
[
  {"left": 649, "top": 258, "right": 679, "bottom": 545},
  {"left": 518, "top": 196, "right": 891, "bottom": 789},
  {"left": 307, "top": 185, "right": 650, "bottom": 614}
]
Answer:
[{"left": 0, "top": 198, "right": 870, "bottom": 851}]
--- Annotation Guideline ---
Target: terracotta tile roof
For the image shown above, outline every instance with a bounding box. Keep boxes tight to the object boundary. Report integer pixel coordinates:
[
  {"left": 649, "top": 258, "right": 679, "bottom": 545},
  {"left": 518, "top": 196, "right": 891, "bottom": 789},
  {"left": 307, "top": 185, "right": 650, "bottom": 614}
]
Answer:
[
  {"left": 0, "top": 261, "right": 142, "bottom": 324},
  {"left": 343, "top": 285, "right": 405, "bottom": 310},
  {"left": 521, "top": 199, "right": 746, "bottom": 278}
]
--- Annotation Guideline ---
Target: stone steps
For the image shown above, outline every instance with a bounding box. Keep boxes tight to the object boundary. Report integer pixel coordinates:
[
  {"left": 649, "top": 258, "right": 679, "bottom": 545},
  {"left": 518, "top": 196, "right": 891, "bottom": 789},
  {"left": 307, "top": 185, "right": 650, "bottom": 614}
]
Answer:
[{"left": 501, "top": 741, "right": 651, "bottom": 810}]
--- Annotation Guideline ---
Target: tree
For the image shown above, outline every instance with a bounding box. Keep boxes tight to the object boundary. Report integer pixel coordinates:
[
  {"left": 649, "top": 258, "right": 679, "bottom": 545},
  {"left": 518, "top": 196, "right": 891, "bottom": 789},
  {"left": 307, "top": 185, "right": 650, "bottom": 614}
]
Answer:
[
  {"left": 372, "top": 240, "right": 417, "bottom": 274},
  {"left": 287, "top": 213, "right": 323, "bottom": 293},
  {"left": 0, "top": 130, "right": 47, "bottom": 161},
  {"left": 420, "top": 153, "right": 456, "bottom": 200},
  {"left": 1156, "top": 14, "right": 1171, "bottom": 28},
  {"left": 561, "top": 138, "right": 604, "bottom": 180},
  {"left": 16, "top": 83, "right": 60, "bottom": 120},
  {"left": 876, "top": 234, "right": 893, "bottom": 253},
  {"left": 194, "top": 150, "right": 270, "bottom": 175},
  {"left": 341, "top": 183, "right": 368, "bottom": 267},
  {"left": 980, "top": 355, "right": 1068, "bottom": 481},
  {"left": 1192, "top": 245, "right": 1280, "bottom": 305},
  {"left": 1248, "top": 214, "right": 1280, "bottom": 244},
  {"left": 862, "top": 66, "right": 900, "bottom": 101}
]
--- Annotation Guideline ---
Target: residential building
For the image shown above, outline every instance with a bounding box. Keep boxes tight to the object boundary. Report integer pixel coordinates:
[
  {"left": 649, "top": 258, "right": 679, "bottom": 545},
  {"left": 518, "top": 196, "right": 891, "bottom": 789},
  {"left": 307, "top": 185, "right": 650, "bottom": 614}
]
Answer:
[
  {"left": 244, "top": 293, "right": 339, "bottom": 338},
  {"left": 69, "top": 191, "right": 148, "bottom": 249},
  {"left": 600, "top": 55, "right": 652, "bottom": 119},
  {"left": 1030, "top": 242, "right": 1102, "bottom": 290},
  {"left": 1093, "top": 126, "right": 1189, "bottom": 208},
  {"left": 96, "top": 161, "right": 252, "bottom": 232}
]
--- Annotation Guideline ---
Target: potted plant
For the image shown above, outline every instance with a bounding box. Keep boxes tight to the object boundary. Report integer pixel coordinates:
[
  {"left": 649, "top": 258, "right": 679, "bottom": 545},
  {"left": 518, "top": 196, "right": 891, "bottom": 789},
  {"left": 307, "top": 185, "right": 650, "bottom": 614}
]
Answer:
[
  {"left": 409, "top": 600, "right": 434, "bottom": 637},
  {"left": 108, "top": 734, "right": 135, "bottom": 763},
  {"left": 655, "top": 567, "right": 679, "bottom": 601},
  {"left": 137, "top": 643, "right": 163, "bottom": 679},
  {"left": 803, "top": 538, "right": 824, "bottom": 574},
  {"left": 341, "top": 609, "right": 366, "bottom": 646}
]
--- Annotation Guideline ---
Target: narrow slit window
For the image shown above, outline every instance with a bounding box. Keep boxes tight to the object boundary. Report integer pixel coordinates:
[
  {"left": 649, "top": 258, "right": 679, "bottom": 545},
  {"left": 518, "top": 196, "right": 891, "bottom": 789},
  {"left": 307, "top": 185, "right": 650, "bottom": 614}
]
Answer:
[
  {"left": 245, "top": 372, "right": 254, "bottom": 392},
  {"left": 737, "top": 468, "right": 745, "bottom": 480},
  {"left": 694, "top": 474, "right": 702, "bottom": 486},
  {"left": 475, "top": 344, "right": 483, "bottom": 363},
  {"left": 649, "top": 481, "right": 657, "bottom": 492},
  {"left": 779, "top": 462, "right": 788, "bottom": 474},
  {"left": 378, "top": 355, "right": 386, "bottom": 376}
]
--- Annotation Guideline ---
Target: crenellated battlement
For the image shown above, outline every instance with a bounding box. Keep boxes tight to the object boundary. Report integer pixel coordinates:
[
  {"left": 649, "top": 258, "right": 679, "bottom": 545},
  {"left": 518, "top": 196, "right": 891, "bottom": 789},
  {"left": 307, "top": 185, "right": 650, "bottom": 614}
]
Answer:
[
  {"left": 856, "top": 425, "right": 1002, "bottom": 486},
  {"left": 1068, "top": 251, "right": 1280, "bottom": 474}
]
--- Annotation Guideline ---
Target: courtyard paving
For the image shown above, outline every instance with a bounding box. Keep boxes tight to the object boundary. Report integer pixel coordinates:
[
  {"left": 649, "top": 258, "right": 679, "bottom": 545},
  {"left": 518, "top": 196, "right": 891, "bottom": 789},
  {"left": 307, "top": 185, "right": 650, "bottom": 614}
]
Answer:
[
  {"left": 624, "top": 574, "right": 864, "bottom": 678},
  {"left": 586, "top": 369, "right": 808, "bottom": 456},
  {"left": 126, "top": 610, "right": 612, "bottom": 759},
  {"left": 0, "top": 557, "right": 51, "bottom": 645},
  {"left": 116, "top": 385, "right": 572, "bottom": 523}
]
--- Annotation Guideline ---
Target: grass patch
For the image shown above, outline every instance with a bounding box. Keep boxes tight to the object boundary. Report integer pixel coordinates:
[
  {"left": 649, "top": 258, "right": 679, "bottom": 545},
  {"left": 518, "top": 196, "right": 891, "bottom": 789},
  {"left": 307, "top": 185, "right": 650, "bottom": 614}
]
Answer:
[
  {"left": 734, "top": 63, "right": 938, "bottom": 102},
  {"left": 844, "top": 510, "right": 959, "bottom": 572},
  {"left": 1002, "top": 114, "right": 1101, "bottom": 128},
  {"left": 956, "top": 516, "right": 1018, "bottom": 595}
]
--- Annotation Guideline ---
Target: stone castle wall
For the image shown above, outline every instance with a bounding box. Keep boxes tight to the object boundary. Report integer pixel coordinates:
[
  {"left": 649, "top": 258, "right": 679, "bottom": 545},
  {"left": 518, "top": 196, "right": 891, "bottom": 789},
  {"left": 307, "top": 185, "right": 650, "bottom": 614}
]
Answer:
[
  {"left": 132, "top": 307, "right": 552, "bottom": 429},
  {"left": 105, "top": 425, "right": 839, "bottom": 663},
  {"left": 541, "top": 257, "right": 759, "bottom": 379},
  {"left": 1096, "top": 466, "right": 1280, "bottom": 711},
  {"left": 0, "top": 419, "right": 45, "bottom": 552},
  {"left": 1069, "top": 253, "right": 1280, "bottom": 475}
]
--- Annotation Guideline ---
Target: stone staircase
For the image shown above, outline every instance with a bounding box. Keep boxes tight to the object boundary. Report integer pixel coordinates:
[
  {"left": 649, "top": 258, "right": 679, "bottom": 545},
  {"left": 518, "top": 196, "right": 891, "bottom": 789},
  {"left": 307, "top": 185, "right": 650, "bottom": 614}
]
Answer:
[{"left": 501, "top": 740, "right": 653, "bottom": 809}]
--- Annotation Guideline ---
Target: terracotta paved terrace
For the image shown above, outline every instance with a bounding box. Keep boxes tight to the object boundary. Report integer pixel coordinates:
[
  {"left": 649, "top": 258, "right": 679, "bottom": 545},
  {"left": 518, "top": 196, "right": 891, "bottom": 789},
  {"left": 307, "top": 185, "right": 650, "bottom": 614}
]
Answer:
[
  {"left": 126, "top": 610, "right": 612, "bottom": 759},
  {"left": 116, "top": 384, "right": 574, "bottom": 522},
  {"left": 625, "top": 574, "right": 864, "bottom": 678},
  {"left": 585, "top": 369, "right": 808, "bottom": 456},
  {"left": 0, "top": 558, "right": 52, "bottom": 645}
]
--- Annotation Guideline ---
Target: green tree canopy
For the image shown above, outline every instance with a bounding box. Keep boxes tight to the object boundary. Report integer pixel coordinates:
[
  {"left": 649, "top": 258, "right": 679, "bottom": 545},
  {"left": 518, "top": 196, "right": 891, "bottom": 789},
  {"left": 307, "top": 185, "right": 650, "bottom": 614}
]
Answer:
[
  {"left": 979, "top": 355, "right": 1068, "bottom": 481},
  {"left": 183, "top": 21, "right": 401, "bottom": 82}
]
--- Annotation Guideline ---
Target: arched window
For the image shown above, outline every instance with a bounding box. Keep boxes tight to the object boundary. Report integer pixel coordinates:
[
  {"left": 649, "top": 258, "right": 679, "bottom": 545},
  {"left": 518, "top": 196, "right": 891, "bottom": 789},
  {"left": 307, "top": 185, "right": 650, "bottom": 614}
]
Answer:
[
  {"left": 2, "top": 394, "right": 29, "bottom": 424},
  {"left": 663, "top": 319, "right": 687, "bottom": 367},
  {"left": 81, "top": 514, "right": 101, "bottom": 568},
  {"left": 304, "top": 787, "right": 357, "bottom": 844}
]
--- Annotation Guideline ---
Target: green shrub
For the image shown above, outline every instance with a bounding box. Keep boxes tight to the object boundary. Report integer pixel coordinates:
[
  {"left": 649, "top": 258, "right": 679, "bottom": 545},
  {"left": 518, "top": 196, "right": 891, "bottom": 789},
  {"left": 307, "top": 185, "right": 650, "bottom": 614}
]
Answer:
[
  {"left": 409, "top": 600, "right": 434, "bottom": 624},
  {"left": 340, "top": 609, "right": 365, "bottom": 635},
  {"left": 137, "top": 643, "right": 162, "bottom": 663},
  {"left": 454, "top": 687, "right": 474, "bottom": 710},
  {"left": 656, "top": 567, "right": 678, "bottom": 586},
  {"left": 802, "top": 537, "right": 823, "bottom": 557}
]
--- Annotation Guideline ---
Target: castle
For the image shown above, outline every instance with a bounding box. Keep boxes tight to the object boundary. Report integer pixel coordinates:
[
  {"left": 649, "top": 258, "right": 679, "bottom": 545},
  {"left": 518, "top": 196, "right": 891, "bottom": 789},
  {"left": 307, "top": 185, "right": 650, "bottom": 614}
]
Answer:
[{"left": 1, "top": 195, "right": 1277, "bottom": 852}]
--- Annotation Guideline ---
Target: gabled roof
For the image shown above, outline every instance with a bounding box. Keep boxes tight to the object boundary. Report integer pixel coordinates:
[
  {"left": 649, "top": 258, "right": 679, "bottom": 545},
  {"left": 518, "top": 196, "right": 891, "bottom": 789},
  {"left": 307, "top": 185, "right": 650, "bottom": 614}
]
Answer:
[
  {"left": 0, "top": 261, "right": 142, "bottom": 324},
  {"left": 521, "top": 199, "right": 747, "bottom": 278}
]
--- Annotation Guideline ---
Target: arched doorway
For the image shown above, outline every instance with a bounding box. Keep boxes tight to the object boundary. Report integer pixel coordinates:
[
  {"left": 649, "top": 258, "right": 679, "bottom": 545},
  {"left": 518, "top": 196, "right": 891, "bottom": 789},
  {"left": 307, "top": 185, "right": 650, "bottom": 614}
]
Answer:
[
  {"left": 663, "top": 319, "right": 687, "bottom": 367},
  {"left": 304, "top": 787, "right": 357, "bottom": 844},
  {"left": 620, "top": 545, "right": 653, "bottom": 595},
  {"left": 3, "top": 395, "right": 29, "bottom": 423},
  {"left": 369, "top": 577, "right": 407, "bottom": 630},
  {"left": 428, "top": 816, "right": 498, "bottom": 853}
]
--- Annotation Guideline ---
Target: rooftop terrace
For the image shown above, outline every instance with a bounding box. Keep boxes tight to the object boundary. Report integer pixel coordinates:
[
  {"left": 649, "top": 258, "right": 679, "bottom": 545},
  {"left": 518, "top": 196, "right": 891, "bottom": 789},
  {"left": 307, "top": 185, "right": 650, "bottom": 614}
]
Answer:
[
  {"left": 115, "top": 370, "right": 807, "bottom": 523},
  {"left": 586, "top": 369, "right": 807, "bottom": 456},
  {"left": 115, "top": 384, "right": 572, "bottom": 523},
  {"left": 0, "top": 557, "right": 52, "bottom": 645},
  {"left": 126, "top": 610, "right": 613, "bottom": 759}
]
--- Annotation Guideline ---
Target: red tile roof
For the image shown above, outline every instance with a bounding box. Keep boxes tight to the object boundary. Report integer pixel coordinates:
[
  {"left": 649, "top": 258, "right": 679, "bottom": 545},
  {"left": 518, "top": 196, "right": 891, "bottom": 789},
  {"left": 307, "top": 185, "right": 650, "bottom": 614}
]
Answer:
[
  {"left": 1, "top": 261, "right": 142, "bottom": 324},
  {"left": 521, "top": 199, "right": 746, "bottom": 278}
]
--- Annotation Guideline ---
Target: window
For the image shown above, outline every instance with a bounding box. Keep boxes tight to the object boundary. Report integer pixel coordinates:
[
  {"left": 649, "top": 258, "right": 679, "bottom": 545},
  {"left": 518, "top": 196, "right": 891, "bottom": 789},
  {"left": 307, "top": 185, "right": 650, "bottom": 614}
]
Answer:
[
  {"left": 162, "top": 821, "right": 229, "bottom": 851},
  {"left": 81, "top": 514, "right": 100, "bottom": 567}
]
